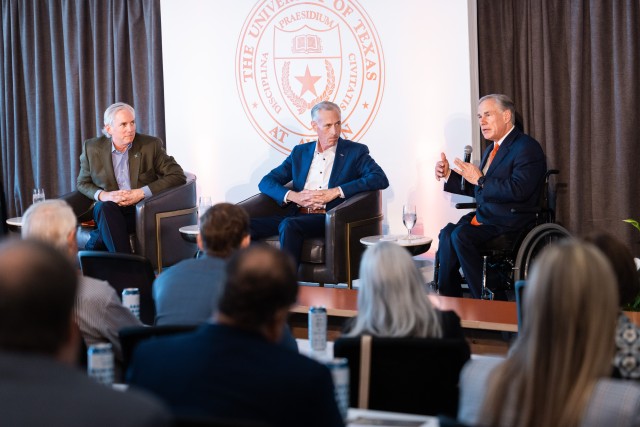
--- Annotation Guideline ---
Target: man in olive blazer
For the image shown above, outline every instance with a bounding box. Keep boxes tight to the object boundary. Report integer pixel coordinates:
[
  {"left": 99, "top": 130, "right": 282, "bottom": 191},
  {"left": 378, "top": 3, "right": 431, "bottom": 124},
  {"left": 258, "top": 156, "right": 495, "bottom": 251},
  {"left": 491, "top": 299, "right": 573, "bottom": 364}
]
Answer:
[{"left": 77, "top": 102, "right": 185, "bottom": 252}]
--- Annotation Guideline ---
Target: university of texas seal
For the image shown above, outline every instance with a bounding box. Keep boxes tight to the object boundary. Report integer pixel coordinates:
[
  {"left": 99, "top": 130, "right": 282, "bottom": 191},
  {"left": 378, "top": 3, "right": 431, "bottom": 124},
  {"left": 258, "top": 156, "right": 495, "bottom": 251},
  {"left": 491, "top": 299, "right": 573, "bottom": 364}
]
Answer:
[{"left": 236, "top": 0, "right": 385, "bottom": 154}]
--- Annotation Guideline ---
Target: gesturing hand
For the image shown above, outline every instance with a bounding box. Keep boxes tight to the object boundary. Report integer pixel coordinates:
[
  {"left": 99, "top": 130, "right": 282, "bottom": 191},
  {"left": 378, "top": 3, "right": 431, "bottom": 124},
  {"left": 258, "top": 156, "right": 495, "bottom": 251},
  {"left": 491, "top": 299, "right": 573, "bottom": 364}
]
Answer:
[
  {"left": 435, "top": 152, "right": 450, "bottom": 181},
  {"left": 452, "top": 158, "right": 483, "bottom": 185}
]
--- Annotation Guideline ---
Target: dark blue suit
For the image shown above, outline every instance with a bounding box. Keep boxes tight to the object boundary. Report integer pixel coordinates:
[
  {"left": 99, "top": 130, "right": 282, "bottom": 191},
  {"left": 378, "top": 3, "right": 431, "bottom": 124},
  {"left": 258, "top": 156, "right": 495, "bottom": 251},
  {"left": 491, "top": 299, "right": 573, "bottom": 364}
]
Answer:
[
  {"left": 127, "top": 324, "right": 344, "bottom": 427},
  {"left": 252, "top": 138, "right": 388, "bottom": 266},
  {"left": 438, "top": 127, "right": 546, "bottom": 298}
]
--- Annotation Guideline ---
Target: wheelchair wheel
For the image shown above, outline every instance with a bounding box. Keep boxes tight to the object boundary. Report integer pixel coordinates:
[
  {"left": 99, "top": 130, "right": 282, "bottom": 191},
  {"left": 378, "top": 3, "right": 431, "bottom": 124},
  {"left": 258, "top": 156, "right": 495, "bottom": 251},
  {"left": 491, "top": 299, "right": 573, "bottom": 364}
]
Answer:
[{"left": 513, "top": 223, "right": 571, "bottom": 282}]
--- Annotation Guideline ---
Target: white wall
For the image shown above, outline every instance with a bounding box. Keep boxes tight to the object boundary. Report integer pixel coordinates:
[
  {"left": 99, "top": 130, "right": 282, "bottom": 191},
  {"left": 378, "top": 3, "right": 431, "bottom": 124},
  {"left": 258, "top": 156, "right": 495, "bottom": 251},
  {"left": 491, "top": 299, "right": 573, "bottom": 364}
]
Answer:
[{"left": 161, "top": 0, "right": 479, "bottom": 254}]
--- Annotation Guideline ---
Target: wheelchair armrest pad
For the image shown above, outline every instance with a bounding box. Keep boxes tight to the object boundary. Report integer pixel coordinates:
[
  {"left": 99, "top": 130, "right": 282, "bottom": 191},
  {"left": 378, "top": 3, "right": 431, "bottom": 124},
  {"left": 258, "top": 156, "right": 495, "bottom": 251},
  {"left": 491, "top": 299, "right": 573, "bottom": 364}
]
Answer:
[{"left": 455, "top": 202, "right": 477, "bottom": 209}]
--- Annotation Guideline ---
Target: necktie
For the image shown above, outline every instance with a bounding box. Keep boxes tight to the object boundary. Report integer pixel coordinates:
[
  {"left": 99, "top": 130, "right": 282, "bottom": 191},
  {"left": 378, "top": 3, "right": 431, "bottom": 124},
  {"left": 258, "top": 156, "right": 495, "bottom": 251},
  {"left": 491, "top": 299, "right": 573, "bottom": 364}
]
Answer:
[{"left": 471, "top": 143, "right": 500, "bottom": 226}]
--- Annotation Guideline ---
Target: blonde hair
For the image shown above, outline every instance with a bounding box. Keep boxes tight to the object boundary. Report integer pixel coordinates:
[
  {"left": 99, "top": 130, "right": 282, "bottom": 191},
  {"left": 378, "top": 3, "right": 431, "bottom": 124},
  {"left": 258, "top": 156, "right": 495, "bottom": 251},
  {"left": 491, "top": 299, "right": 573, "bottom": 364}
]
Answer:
[
  {"left": 21, "top": 200, "right": 77, "bottom": 258},
  {"left": 480, "top": 241, "right": 618, "bottom": 427},
  {"left": 346, "top": 242, "right": 442, "bottom": 338}
]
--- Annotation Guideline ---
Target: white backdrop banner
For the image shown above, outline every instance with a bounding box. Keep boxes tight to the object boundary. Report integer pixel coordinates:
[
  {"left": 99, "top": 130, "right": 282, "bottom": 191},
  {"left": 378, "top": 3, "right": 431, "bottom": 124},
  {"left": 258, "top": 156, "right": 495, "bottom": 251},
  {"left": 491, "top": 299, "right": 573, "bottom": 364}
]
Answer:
[{"left": 161, "top": 0, "right": 479, "bottom": 253}]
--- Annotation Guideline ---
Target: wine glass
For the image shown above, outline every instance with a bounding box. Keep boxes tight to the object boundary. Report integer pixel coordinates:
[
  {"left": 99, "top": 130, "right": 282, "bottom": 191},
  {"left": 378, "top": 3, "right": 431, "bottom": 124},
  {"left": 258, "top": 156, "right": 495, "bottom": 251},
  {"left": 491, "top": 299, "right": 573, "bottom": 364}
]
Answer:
[{"left": 402, "top": 205, "right": 417, "bottom": 239}]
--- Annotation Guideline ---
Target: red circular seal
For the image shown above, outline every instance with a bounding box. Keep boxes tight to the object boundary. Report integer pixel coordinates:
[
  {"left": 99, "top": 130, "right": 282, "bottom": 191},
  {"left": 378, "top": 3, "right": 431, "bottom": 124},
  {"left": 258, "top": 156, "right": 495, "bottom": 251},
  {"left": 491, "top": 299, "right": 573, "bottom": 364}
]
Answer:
[{"left": 236, "top": 0, "right": 385, "bottom": 154}]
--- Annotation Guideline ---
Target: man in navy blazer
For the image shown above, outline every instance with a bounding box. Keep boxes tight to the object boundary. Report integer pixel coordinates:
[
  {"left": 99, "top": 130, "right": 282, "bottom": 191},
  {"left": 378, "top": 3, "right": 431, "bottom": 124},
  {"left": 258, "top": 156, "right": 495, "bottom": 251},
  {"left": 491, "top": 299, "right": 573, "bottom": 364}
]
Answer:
[
  {"left": 252, "top": 101, "right": 389, "bottom": 267},
  {"left": 434, "top": 94, "right": 546, "bottom": 298},
  {"left": 127, "top": 244, "right": 344, "bottom": 427}
]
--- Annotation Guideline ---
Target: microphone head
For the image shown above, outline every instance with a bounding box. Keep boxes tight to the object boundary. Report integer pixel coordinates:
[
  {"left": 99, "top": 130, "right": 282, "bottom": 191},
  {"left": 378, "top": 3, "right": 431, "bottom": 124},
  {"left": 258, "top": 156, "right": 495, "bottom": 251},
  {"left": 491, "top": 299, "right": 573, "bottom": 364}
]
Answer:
[{"left": 464, "top": 145, "right": 473, "bottom": 155}]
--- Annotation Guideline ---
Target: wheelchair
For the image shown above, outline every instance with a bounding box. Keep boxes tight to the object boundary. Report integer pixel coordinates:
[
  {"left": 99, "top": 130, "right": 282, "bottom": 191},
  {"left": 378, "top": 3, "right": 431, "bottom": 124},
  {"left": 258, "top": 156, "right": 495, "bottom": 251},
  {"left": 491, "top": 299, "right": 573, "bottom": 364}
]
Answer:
[{"left": 433, "top": 170, "right": 571, "bottom": 300}]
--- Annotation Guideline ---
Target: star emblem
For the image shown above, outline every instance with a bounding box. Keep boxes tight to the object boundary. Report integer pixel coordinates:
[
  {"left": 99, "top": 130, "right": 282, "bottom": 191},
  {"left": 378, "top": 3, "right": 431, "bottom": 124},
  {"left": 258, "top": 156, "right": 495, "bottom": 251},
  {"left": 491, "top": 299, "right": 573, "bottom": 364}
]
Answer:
[{"left": 295, "top": 65, "right": 321, "bottom": 97}]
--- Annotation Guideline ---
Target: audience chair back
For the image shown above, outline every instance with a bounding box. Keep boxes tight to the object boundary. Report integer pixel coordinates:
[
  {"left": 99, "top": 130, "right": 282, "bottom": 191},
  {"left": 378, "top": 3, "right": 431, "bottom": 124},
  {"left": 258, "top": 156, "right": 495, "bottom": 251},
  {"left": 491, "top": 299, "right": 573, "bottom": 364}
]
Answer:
[
  {"left": 78, "top": 250, "right": 156, "bottom": 325},
  {"left": 334, "top": 336, "right": 471, "bottom": 417},
  {"left": 118, "top": 325, "right": 198, "bottom": 376}
]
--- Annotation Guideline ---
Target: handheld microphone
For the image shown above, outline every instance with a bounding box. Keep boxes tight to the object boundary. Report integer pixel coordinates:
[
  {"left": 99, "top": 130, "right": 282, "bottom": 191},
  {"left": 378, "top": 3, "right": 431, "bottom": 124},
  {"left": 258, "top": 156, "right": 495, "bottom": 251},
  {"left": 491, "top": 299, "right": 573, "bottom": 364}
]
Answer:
[{"left": 461, "top": 145, "right": 472, "bottom": 191}]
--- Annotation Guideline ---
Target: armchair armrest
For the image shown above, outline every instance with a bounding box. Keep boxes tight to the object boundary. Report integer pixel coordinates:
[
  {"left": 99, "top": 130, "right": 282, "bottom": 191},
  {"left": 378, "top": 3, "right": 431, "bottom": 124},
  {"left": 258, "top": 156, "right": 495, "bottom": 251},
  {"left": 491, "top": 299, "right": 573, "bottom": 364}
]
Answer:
[
  {"left": 59, "top": 191, "right": 94, "bottom": 223},
  {"left": 325, "top": 190, "right": 383, "bottom": 284},
  {"left": 135, "top": 173, "right": 197, "bottom": 271},
  {"left": 237, "top": 182, "right": 294, "bottom": 218}
]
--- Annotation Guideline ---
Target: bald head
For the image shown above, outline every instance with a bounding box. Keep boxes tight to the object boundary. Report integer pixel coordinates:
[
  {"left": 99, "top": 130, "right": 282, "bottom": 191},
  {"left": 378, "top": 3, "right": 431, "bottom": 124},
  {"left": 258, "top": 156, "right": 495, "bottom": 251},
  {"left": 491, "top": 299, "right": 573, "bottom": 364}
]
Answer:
[
  {"left": 0, "top": 240, "right": 77, "bottom": 355},
  {"left": 218, "top": 245, "right": 298, "bottom": 332}
]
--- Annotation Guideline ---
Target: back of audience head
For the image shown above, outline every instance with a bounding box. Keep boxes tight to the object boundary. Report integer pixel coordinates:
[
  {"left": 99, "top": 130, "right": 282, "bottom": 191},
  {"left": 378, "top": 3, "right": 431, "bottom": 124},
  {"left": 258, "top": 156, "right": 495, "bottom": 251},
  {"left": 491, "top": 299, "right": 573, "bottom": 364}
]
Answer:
[
  {"left": 21, "top": 199, "right": 77, "bottom": 261},
  {"left": 584, "top": 231, "right": 640, "bottom": 307},
  {"left": 217, "top": 244, "right": 298, "bottom": 342},
  {"left": 0, "top": 239, "right": 78, "bottom": 361},
  {"left": 198, "top": 203, "right": 250, "bottom": 258},
  {"left": 346, "top": 241, "right": 442, "bottom": 338},
  {"left": 481, "top": 240, "right": 618, "bottom": 427}
]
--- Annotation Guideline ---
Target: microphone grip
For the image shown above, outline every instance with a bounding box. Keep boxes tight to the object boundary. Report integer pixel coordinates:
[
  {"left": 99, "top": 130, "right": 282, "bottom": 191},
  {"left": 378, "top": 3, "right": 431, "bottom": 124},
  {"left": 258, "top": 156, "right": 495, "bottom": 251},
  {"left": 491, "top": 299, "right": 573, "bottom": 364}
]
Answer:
[{"left": 461, "top": 152, "right": 471, "bottom": 191}]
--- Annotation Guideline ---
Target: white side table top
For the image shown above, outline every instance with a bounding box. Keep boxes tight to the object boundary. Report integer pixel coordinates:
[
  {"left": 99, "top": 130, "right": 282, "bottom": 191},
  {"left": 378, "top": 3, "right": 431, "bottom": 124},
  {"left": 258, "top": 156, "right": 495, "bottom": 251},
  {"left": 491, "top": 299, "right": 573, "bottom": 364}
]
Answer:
[
  {"left": 178, "top": 224, "right": 199, "bottom": 235},
  {"left": 360, "top": 234, "right": 432, "bottom": 247},
  {"left": 6, "top": 217, "right": 22, "bottom": 228}
]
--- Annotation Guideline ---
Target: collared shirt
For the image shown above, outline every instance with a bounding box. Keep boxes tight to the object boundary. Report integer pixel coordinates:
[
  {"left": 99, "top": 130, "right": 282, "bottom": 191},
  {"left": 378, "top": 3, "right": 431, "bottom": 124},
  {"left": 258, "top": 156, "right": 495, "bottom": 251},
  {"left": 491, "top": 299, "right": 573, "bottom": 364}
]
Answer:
[
  {"left": 482, "top": 125, "right": 514, "bottom": 174},
  {"left": 283, "top": 142, "right": 345, "bottom": 203},
  {"left": 93, "top": 142, "right": 152, "bottom": 200}
]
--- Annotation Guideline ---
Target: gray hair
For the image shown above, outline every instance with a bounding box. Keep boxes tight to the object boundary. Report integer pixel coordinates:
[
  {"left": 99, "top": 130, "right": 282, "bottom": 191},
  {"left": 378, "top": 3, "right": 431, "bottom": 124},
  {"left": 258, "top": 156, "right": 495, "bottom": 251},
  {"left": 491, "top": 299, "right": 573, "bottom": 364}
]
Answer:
[
  {"left": 346, "top": 242, "right": 442, "bottom": 338},
  {"left": 478, "top": 94, "right": 516, "bottom": 125},
  {"left": 102, "top": 102, "right": 135, "bottom": 137},
  {"left": 21, "top": 200, "right": 77, "bottom": 256},
  {"left": 310, "top": 101, "right": 341, "bottom": 121}
]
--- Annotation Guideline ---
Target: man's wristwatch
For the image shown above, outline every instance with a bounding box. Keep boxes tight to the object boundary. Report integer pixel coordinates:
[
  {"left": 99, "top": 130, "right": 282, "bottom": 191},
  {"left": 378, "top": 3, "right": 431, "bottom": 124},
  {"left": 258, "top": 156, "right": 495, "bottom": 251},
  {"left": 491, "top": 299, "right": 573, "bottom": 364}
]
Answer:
[{"left": 477, "top": 176, "right": 486, "bottom": 188}]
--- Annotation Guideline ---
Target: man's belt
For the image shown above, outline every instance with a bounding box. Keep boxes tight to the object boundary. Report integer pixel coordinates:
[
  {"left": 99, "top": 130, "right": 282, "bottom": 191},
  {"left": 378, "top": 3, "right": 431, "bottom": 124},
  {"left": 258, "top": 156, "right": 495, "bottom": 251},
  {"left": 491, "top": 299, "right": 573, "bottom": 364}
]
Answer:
[{"left": 298, "top": 207, "right": 326, "bottom": 215}]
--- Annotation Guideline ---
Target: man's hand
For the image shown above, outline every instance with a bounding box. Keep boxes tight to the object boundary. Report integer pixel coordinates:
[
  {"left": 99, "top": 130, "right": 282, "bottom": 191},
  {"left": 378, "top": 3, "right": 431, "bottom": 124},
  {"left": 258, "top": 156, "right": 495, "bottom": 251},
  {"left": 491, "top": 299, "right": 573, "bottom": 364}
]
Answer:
[
  {"left": 287, "top": 188, "right": 340, "bottom": 209},
  {"left": 453, "top": 158, "right": 483, "bottom": 185},
  {"left": 98, "top": 189, "right": 145, "bottom": 206},
  {"left": 435, "top": 152, "right": 450, "bottom": 181}
]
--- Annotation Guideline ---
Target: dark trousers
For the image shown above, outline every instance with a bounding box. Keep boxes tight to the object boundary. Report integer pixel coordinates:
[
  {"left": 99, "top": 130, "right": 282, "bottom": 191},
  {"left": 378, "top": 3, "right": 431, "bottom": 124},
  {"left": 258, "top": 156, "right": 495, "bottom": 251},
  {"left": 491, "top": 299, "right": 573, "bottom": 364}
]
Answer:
[
  {"left": 250, "top": 205, "right": 325, "bottom": 267},
  {"left": 437, "top": 212, "right": 504, "bottom": 298},
  {"left": 87, "top": 202, "right": 136, "bottom": 253}
]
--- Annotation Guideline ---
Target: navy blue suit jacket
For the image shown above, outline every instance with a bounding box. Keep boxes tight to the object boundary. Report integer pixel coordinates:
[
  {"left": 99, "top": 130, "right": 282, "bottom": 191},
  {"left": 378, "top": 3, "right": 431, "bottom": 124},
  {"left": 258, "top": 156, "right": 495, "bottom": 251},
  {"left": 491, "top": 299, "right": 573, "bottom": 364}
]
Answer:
[
  {"left": 444, "top": 127, "right": 546, "bottom": 230},
  {"left": 258, "top": 138, "right": 388, "bottom": 210},
  {"left": 127, "top": 324, "right": 344, "bottom": 427}
]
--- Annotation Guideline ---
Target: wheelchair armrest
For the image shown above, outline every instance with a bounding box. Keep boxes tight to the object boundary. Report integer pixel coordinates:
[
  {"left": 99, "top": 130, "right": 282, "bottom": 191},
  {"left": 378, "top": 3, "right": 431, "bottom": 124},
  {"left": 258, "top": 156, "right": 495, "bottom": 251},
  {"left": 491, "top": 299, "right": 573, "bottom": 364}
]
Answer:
[
  {"left": 455, "top": 202, "right": 477, "bottom": 209},
  {"left": 510, "top": 207, "right": 543, "bottom": 214}
]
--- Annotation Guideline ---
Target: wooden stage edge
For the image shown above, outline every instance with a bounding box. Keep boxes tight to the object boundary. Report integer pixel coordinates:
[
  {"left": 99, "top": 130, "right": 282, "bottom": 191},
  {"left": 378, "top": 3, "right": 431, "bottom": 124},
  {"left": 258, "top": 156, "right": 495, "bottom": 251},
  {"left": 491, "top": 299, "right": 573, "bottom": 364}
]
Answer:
[{"left": 289, "top": 286, "right": 640, "bottom": 356}]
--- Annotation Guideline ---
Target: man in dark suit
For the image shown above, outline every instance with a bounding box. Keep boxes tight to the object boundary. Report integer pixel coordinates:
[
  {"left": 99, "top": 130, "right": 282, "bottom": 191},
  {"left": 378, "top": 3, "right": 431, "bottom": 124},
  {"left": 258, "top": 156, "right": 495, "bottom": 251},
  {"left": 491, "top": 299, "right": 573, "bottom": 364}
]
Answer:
[
  {"left": 251, "top": 101, "right": 388, "bottom": 267},
  {"left": 0, "top": 239, "right": 170, "bottom": 427},
  {"left": 128, "top": 244, "right": 344, "bottom": 427},
  {"left": 77, "top": 102, "right": 186, "bottom": 252},
  {"left": 434, "top": 94, "right": 546, "bottom": 298}
]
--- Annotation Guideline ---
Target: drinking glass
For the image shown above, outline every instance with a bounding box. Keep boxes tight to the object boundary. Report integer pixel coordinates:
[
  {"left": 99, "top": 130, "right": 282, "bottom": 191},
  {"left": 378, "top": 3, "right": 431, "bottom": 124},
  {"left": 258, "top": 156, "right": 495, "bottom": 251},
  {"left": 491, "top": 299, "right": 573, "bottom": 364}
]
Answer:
[
  {"left": 32, "top": 188, "right": 45, "bottom": 204},
  {"left": 198, "top": 196, "right": 213, "bottom": 226},
  {"left": 402, "top": 205, "right": 417, "bottom": 239}
]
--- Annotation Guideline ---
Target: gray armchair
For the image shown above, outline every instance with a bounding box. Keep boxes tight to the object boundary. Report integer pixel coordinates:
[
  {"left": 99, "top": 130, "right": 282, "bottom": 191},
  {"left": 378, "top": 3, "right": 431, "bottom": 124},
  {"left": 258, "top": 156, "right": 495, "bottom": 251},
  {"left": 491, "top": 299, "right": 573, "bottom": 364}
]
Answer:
[
  {"left": 60, "top": 172, "right": 197, "bottom": 272},
  {"left": 238, "top": 189, "right": 383, "bottom": 288}
]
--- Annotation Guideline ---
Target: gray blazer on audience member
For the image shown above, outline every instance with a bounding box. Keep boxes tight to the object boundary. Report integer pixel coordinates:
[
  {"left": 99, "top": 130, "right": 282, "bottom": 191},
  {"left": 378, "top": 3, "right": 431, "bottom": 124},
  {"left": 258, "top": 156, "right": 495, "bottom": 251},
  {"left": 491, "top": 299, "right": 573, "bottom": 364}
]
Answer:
[
  {"left": 458, "top": 357, "right": 640, "bottom": 427},
  {"left": 0, "top": 351, "right": 170, "bottom": 427}
]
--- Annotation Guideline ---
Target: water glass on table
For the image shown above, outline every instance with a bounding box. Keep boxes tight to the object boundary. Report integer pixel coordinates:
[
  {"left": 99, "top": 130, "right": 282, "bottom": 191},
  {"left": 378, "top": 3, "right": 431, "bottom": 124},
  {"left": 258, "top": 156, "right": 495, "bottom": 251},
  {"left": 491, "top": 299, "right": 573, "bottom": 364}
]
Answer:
[
  {"left": 32, "top": 188, "right": 45, "bottom": 204},
  {"left": 198, "top": 196, "right": 213, "bottom": 225},
  {"left": 403, "top": 205, "right": 417, "bottom": 240}
]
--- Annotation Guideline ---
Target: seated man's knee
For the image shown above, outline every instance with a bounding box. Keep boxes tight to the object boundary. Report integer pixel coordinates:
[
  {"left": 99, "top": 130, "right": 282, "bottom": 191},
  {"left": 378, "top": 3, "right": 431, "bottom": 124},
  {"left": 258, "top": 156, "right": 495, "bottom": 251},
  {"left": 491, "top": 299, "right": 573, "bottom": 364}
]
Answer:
[
  {"left": 94, "top": 201, "right": 119, "bottom": 217},
  {"left": 278, "top": 217, "right": 300, "bottom": 235}
]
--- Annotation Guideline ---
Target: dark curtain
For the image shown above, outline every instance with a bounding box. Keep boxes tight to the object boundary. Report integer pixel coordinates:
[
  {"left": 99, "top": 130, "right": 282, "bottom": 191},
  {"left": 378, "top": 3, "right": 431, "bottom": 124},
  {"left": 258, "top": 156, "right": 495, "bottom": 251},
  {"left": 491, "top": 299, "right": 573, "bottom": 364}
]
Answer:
[
  {"left": 0, "top": 0, "right": 165, "bottom": 221},
  {"left": 477, "top": 0, "right": 640, "bottom": 252}
]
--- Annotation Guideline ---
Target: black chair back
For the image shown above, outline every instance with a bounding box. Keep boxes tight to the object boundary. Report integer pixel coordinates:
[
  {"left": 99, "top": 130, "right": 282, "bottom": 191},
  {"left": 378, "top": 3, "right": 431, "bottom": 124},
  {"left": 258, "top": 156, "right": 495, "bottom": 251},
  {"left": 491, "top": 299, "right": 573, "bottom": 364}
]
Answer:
[
  {"left": 78, "top": 251, "right": 156, "bottom": 325},
  {"left": 119, "top": 324, "right": 198, "bottom": 376},
  {"left": 334, "top": 336, "right": 471, "bottom": 417}
]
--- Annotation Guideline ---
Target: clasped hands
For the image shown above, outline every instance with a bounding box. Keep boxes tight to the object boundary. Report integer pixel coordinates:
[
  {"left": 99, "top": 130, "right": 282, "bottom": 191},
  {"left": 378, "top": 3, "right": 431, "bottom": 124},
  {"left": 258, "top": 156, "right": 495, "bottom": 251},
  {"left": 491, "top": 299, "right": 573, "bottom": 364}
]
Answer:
[
  {"left": 99, "top": 189, "right": 145, "bottom": 206},
  {"left": 287, "top": 188, "right": 340, "bottom": 209},
  {"left": 434, "top": 152, "right": 483, "bottom": 185}
]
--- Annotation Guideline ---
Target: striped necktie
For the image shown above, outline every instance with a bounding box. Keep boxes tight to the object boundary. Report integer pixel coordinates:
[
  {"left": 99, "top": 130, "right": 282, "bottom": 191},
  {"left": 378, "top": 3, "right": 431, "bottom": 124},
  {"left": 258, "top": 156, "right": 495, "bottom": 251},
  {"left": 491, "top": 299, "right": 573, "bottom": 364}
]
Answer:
[{"left": 471, "top": 143, "right": 500, "bottom": 226}]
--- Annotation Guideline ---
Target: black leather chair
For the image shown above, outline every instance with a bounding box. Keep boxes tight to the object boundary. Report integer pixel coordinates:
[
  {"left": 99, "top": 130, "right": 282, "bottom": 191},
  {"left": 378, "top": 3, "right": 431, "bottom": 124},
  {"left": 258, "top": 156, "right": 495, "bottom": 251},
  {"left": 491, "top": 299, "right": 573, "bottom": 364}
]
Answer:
[
  {"left": 238, "top": 189, "right": 383, "bottom": 288},
  {"left": 59, "top": 171, "right": 198, "bottom": 272},
  {"left": 78, "top": 251, "right": 156, "bottom": 325},
  {"left": 333, "top": 336, "right": 471, "bottom": 417},
  {"left": 118, "top": 324, "right": 198, "bottom": 378},
  {"left": 433, "top": 170, "right": 571, "bottom": 298}
]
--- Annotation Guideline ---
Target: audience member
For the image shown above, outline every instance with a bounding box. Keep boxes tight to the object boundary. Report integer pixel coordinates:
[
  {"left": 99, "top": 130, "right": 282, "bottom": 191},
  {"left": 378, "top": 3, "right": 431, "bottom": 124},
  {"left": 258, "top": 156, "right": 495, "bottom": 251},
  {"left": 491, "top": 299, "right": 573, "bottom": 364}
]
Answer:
[
  {"left": 77, "top": 102, "right": 186, "bottom": 253},
  {"left": 0, "top": 239, "right": 170, "bottom": 426},
  {"left": 343, "top": 241, "right": 464, "bottom": 339},
  {"left": 128, "top": 244, "right": 344, "bottom": 426},
  {"left": 458, "top": 241, "right": 640, "bottom": 427},
  {"left": 153, "top": 203, "right": 250, "bottom": 325},
  {"left": 585, "top": 232, "right": 640, "bottom": 380},
  {"left": 21, "top": 200, "right": 142, "bottom": 362}
]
